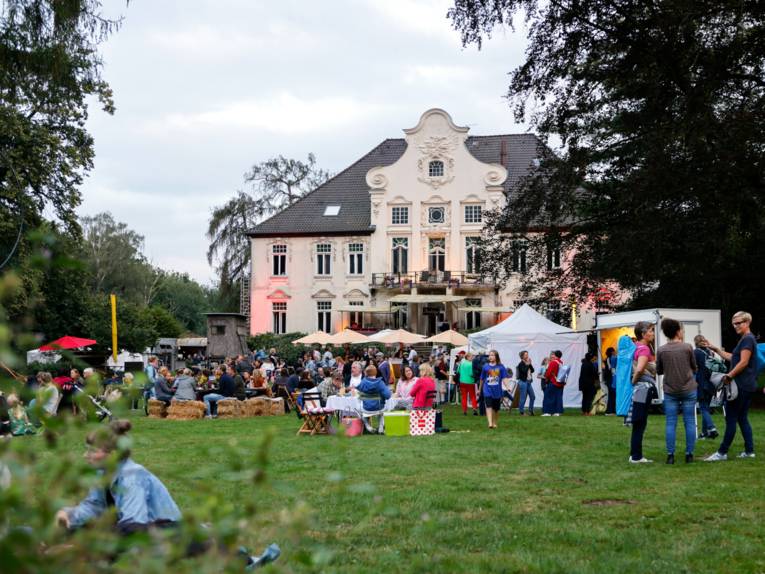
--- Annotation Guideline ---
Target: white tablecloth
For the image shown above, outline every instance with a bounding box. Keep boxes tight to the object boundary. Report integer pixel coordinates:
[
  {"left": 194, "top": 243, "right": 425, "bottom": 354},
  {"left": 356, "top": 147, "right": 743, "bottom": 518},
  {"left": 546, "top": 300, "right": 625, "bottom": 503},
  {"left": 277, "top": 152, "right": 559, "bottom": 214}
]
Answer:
[{"left": 325, "top": 395, "right": 399, "bottom": 415}]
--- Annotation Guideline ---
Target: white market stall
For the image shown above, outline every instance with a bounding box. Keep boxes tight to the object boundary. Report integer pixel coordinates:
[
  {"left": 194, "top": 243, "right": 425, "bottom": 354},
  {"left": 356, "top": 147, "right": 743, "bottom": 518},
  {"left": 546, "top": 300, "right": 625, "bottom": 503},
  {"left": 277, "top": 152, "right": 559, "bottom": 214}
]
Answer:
[{"left": 468, "top": 304, "right": 589, "bottom": 408}]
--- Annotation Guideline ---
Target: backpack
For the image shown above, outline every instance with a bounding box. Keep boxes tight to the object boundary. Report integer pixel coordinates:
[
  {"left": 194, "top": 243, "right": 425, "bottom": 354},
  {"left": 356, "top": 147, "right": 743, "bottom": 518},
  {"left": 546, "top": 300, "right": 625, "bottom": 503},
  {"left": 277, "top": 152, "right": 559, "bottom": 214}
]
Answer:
[{"left": 557, "top": 364, "right": 571, "bottom": 384}]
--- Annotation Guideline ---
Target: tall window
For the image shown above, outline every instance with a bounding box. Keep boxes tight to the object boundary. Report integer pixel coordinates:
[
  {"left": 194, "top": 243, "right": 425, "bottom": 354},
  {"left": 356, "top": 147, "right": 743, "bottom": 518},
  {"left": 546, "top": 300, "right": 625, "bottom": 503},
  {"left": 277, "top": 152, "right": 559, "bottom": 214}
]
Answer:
[
  {"left": 391, "top": 206, "right": 409, "bottom": 225},
  {"left": 466, "top": 237, "right": 481, "bottom": 274},
  {"left": 272, "top": 244, "right": 287, "bottom": 276},
  {"left": 392, "top": 303, "right": 408, "bottom": 329},
  {"left": 428, "top": 160, "right": 444, "bottom": 177},
  {"left": 547, "top": 246, "right": 561, "bottom": 270},
  {"left": 464, "top": 204, "right": 482, "bottom": 223},
  {"left": 465, "top": 298, "right": 481, "bottom": 330},
  {"left": 317, "top": 301, "right": 332, "bottom": 333},
  {"left": 512, "top": 240, "right": 527, "bottom": 274},
  {"left": 316, "top": 243, "right": 331, "bottom": 275},
  {"left": 428, "top": 238, "right": 445, "bottom": 272},
  {"left": 392, "top": 237, "right": 408, "bottom": 274},
  {"left": 348, "top": 300, "right": 363, "bottom": 327},
  {"left": 272, "top": 302, "right": 287, "bottom": 334},
  {"left": 348, "top": 243, "right": 364, "bottom": 275}
]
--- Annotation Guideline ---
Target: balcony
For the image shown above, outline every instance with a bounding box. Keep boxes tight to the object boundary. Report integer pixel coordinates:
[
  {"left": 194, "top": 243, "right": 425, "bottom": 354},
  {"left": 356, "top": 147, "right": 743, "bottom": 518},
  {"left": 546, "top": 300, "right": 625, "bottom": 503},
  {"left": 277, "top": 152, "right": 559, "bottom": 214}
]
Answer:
[{"left": 370, "top": 270, "right": 496, "bottom": 290}]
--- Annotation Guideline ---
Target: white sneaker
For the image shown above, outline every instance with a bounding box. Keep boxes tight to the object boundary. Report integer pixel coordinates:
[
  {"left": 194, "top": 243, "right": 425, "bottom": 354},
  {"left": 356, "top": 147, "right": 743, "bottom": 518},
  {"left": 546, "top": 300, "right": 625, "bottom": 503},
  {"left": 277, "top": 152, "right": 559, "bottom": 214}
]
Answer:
[
  {"left": 704, "top": 452, "right": 727, "bottom": 462},
  {"left": 628, "top": 457, "right": 653, "bottom": 464},
  {"left": 541, "top": 413, "right": 551, "bottom": 417},
  {"left": 738, "top": 452, "right": 756, "bottom": 459},
  {"left": 553, "top": 413, "right": 561, "bottom": 417}
]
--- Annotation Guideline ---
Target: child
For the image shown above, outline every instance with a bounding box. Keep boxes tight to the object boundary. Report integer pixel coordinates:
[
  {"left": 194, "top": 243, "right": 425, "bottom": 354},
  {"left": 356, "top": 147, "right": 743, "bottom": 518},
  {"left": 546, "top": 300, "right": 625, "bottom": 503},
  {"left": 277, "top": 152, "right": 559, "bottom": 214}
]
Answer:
[{"left": 7, "top": 394, "right": 36, "bottom": 436}]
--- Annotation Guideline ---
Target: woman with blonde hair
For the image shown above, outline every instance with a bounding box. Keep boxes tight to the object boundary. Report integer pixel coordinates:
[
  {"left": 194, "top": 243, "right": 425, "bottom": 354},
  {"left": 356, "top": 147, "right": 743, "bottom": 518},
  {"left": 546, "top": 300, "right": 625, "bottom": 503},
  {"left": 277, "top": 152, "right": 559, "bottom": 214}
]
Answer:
[
  {"left": 410, "top": 362, "right": 436, "bottom": 409},
  {"left": 705, "top": 311, "right": 757, "bottom": 461}
]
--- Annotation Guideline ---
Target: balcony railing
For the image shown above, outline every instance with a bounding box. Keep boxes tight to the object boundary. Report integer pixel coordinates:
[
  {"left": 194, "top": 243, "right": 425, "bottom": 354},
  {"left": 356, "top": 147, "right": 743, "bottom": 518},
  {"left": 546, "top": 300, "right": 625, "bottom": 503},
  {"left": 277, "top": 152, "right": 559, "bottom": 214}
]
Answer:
[{"left": 370, "top": 271, "right": 496, "bottom": 288}]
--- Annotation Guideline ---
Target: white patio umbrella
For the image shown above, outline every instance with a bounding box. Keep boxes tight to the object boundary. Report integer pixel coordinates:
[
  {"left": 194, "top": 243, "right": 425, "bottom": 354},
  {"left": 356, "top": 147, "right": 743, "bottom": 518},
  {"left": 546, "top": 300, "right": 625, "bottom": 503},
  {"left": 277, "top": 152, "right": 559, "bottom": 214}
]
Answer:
[
  {"left": 423, "top": 330, "right": 469, "bottom": 346},
  {"left": 292, "top": 331, "right": 333, "bottom": 345},
  {"left": 326, "top": 329, "right": 371, "bottom": 345},
  {"left": 374, "top": 329, "right": 425, "bottom": 345}
]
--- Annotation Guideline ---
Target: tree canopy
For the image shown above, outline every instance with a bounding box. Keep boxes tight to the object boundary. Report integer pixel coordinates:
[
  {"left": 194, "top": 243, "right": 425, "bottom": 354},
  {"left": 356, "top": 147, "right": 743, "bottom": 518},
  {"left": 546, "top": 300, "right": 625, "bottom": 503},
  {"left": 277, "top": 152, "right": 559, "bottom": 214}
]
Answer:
[
  {"left": 207, "top": 153, "right": 331, "bottom": 285},
  {"left": 449, "top": 0, "right": 765, "bottom": 334}
]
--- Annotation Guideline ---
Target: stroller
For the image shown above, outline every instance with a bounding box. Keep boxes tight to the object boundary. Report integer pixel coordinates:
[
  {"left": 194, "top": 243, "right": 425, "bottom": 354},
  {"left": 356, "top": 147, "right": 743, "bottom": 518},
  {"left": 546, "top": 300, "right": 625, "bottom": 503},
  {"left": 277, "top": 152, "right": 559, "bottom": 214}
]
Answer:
[{"left": 74, "top": 385, "right": 114, "bottom": 422}]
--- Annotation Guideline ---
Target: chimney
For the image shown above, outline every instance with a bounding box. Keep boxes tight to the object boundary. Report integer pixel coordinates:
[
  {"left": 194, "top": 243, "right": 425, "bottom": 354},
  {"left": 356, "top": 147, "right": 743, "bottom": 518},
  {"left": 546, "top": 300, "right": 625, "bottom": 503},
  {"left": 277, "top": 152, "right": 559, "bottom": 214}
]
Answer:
[{"left": 500, "top": 138, "right": 507, "bottom": 165}]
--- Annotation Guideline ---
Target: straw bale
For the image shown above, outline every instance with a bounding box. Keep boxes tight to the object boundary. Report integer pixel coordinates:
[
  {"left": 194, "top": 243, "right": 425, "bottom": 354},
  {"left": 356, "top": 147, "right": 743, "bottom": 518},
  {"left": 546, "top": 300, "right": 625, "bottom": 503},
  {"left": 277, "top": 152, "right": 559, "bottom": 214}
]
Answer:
[
  {"left": 269, "top": 397, "right": 285, "bottom": 416},
  {"left": 167, "top": 400, "right": 205, "bottom": 420},
  {"left": 244, "top": 397, "right": 267, "bottom": 417},
  {"left": 217, "top": 399, "right": 243, "bottom": 418},
  {"left": 147, "top": 399, "right": 167, "bottom": 418}
]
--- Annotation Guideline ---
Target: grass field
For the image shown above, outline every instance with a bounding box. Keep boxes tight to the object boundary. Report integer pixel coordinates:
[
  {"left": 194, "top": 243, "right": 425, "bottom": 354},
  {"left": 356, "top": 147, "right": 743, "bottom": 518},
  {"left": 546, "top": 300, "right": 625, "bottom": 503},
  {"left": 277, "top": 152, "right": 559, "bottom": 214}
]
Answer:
[{"left": 43, "top": 406, "right": 765, "bottom": 573}]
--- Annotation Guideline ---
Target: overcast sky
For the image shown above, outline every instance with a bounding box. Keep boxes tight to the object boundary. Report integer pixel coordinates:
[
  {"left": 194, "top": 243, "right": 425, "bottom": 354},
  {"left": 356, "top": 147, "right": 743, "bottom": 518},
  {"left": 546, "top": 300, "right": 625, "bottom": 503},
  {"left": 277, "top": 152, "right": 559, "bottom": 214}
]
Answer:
[{"left": 81, "top": 0, "right": 529, "bottom": 284}]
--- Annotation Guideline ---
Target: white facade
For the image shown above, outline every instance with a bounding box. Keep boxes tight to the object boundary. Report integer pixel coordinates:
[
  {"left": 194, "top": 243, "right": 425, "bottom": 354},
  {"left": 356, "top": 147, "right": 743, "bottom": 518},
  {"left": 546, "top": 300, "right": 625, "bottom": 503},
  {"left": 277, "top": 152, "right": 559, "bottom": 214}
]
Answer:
[{"left": 249, "top": 109, "right": 540, "bottom": 336}]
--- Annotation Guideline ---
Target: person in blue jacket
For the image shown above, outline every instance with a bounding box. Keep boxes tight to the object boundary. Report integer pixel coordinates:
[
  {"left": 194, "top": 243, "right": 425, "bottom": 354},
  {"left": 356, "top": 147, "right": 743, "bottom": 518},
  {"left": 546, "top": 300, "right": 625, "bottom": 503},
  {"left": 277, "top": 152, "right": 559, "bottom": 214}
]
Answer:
[
  {"left": 356, "top": 364, "right": 392, "bottom": 433},
  {"left": 55, "top": 419, "right": 280, "bottom": 569}
]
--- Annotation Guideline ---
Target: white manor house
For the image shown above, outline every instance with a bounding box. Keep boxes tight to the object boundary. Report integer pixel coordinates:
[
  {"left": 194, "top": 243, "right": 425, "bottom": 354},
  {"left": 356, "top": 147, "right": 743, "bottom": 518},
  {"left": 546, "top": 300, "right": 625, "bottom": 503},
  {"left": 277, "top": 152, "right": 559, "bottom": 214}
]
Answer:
[{"left": 247, "top": 108, "right": 578, "bottom": 336}]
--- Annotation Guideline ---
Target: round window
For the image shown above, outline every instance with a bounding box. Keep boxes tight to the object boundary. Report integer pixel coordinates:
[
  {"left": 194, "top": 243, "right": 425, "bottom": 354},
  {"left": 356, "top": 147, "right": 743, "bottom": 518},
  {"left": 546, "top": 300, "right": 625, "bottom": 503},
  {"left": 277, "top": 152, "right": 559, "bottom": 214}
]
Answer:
[{"left": 428, "top": 207, "right": 445, "bottom": 224}]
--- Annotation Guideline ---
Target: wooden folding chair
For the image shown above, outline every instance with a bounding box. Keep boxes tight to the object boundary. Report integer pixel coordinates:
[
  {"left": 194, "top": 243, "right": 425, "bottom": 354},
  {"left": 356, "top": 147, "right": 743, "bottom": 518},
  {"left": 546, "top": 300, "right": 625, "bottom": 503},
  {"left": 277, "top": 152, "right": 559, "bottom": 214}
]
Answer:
[{"left": 296, "top": 391, "right": 332, "bottom": 436}]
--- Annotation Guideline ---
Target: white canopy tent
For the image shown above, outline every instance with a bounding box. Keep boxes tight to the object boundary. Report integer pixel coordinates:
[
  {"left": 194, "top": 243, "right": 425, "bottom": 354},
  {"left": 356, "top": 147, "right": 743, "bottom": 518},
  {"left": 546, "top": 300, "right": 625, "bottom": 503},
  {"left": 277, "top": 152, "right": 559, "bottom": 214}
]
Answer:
[{"left": 468, "top": 304, "right": 589, "bottom": 408}]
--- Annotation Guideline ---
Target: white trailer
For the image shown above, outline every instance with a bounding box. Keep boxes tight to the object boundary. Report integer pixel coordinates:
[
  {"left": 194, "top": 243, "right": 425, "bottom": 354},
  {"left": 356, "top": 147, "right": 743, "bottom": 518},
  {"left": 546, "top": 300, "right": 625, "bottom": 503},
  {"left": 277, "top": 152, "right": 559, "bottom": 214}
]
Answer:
[{"left": 594, "top": 308, "right": 722, "bottom": 402}]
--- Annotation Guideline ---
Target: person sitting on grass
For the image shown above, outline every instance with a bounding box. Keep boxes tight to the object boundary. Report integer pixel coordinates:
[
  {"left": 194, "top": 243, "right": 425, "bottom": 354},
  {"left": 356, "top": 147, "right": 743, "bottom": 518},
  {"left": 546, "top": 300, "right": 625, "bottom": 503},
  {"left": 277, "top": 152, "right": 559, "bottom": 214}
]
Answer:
[
  {"left": 356, "top": 365, "right": 391, "bottom": 433},
  {"left": 7, "top": 394, "right": 36, "bottom": 436},
  {"left": 55, "top": 419, "right": 280, "bottom": 570},
  {"left": 28, "top": 372, "right": 60, "bottom": 425}
]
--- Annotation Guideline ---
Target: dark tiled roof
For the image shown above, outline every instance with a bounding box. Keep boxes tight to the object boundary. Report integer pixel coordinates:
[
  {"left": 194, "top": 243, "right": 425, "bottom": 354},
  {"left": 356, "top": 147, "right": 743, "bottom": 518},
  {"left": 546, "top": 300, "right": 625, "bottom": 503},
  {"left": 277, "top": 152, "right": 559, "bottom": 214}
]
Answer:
[{"left": 247, "top": 134, "right": 543, "bottom": 237}]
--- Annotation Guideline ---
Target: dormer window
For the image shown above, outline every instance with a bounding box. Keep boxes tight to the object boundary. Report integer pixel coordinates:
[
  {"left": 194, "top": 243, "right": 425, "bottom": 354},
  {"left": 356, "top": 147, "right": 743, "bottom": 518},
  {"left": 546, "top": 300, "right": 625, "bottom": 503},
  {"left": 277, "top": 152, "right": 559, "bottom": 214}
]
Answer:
[
  {"left": 428, "top": 160, "right": 444, "bottom": 177},
  {"left": 324, "top": 205, "right": 340, "bottom": 216}
]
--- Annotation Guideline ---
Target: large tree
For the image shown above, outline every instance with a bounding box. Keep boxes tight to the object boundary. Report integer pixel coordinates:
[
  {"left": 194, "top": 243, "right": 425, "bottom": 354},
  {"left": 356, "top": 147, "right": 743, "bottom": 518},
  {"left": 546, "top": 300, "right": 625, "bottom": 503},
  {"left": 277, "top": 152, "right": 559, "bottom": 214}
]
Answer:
[
  {"left": 0, "top": 0, "right": 122, "bottom": 230},
  {"left": 449, "top": 1, "right": 765, "bottom": 335},
  {"left": 207, "top": 153, "right": 331, "bottom": 285}
]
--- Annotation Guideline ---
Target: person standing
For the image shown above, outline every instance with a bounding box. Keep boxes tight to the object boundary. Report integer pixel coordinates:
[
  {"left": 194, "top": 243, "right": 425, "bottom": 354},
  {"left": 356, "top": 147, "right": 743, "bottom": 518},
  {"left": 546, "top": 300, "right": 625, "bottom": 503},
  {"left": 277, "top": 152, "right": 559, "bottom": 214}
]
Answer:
[
  {"left": 603, "top": 348, "right": 617, "bottom": 415},
  {"left": 515, "top": 351, "right": 536, "bottom": 416},
  {"left": 479, "top": 350, "right": 509, "bottom": 429},
  {"left": 628, "top": 322, "right": 657, "bottom": 463},
  {"left": 693, "top": 335, "right": 719, "bottom": 439},
  {"left": 705, "top": 311, "right": 757, "bottom": 461},
  {"left": 579, "top": 353, "right": 599, "bottom": 415},
  {"left": 656, "top": 318, "right": 698, "bottom": 463},
  {"left": 543, "top": 351, "right": 565, "bottom": 416},
  {"left": 458, "top": 352, "right": 478, "bottom": 416}
]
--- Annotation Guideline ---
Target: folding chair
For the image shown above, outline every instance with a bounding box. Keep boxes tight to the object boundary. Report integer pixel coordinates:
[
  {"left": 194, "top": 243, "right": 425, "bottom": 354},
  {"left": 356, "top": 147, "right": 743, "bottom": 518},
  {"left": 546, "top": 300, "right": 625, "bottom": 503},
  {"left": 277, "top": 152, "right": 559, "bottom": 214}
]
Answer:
[
  {"left": 358, "top": 391, "right": 386, "bottom": 434},
  {"left": 501, "top": 379, "right": 518, "bottom": 412},
  {"left": 296, "top": 391, "right": 332, "bottom": 436}
]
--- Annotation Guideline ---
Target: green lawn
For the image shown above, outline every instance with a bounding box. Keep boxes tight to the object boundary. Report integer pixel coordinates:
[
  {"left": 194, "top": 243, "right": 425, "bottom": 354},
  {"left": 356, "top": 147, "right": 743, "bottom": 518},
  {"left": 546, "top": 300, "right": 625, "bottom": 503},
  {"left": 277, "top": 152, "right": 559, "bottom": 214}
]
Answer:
[{"left": 42, "top": 407, "right": 765, "bottom": 573}]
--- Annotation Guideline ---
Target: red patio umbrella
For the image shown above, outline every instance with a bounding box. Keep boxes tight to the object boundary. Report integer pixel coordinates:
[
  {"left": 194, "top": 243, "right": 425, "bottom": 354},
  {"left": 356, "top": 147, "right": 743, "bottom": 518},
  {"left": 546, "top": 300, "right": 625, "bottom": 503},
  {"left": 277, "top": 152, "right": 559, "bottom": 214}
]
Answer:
[{"left": 39, "top": 335, "right": 97, "bottom": 351}]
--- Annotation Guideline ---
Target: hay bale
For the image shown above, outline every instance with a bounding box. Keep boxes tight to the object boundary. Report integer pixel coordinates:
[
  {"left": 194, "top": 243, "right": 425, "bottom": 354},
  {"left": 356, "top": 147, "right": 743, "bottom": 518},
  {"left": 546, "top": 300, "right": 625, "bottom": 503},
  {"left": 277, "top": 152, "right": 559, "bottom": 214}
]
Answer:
[
  {"left": 269, "top": 397, "right": 285, "bottom": 416},
  {"left": 217, "top": 399, "right": 243, "bottom": 418},
  {"left": 147, "top": 399, "right": 168, "bottom": 418},
  {"left": 167, "top": 400, "right": 205, "bottom": 420},
  {"left": 244, "top": 397, "right": 267, "bottom": 417}
]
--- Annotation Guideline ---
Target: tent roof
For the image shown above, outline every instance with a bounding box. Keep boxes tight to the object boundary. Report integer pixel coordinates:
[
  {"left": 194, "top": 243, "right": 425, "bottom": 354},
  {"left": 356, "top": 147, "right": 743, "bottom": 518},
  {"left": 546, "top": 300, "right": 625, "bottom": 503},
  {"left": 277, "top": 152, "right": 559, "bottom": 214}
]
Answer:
[{"left": 468, "top": 304, "right": 579, "bottom": 351}]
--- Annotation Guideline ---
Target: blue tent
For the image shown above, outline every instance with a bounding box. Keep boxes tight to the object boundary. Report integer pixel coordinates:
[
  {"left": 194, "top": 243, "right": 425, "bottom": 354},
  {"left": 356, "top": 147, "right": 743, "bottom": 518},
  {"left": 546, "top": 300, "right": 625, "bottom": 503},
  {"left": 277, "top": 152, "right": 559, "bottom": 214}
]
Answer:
[{"left": 616, "top": 334, "right": 636, "bottom": 416}]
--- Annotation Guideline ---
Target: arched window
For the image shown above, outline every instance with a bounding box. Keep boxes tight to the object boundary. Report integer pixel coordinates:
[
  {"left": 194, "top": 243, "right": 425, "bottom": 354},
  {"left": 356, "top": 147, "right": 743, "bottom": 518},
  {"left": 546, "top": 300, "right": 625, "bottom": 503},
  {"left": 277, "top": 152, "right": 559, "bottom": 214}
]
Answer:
[
  {"left": 428, "top": 160, "right": 444, "bottom": 177},
  {"left": 428, "top": 238, "right": 446, "bottom": 272}
]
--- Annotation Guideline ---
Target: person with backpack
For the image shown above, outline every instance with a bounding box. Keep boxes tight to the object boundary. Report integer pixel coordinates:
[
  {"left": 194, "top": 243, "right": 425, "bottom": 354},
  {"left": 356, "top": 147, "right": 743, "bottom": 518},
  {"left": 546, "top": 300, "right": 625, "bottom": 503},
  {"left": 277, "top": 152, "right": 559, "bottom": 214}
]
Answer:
[
  {"left": 656, "top": 318, "right": 698, "bottom": 464},
  {"left": 628, "top": 321, "right": 657, "bottom": 464},
  {"left": 705, "top": 311, "right": 757, "bottom": 461},
  {"left": 693, "top": 335, "right": 720, "bottom": 440},
  {"left": 542, "top": 351, "right": 566, "bottom": 416}
]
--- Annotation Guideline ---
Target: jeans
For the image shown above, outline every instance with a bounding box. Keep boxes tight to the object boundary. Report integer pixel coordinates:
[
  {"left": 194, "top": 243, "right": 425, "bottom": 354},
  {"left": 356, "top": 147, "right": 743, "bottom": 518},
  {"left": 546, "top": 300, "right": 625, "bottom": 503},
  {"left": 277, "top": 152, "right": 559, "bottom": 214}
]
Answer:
[
  {"left": 697, "top": 392, "right": 716, "bottom": 435},
  {"left": 606, "top": 385, "right": 616, "bottom": 414},
  {"left": 718, "top": 390, "right": 754, "bottom": 455},
  {"left": 630, "top": 401, "right": 649, "bottom": 460},
  {"left": 518, "top": 380, "right": 535, "bottom": 413},
  {"left": 204, "top": 393, "right": 226, "bottom": 416},
  {"left": 664, "top": 391, "right": 697, "bottom": 455},
  {"left": 543, "top": 385, "right": 563, "bottom": 414}
]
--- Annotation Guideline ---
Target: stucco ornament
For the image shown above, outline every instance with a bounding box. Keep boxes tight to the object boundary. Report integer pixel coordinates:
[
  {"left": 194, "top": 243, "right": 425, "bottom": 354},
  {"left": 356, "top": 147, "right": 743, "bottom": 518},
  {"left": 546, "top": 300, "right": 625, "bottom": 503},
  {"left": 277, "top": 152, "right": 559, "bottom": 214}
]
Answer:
[{"left": 417, "top": 135, "right": 457, "bottom": 188}]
